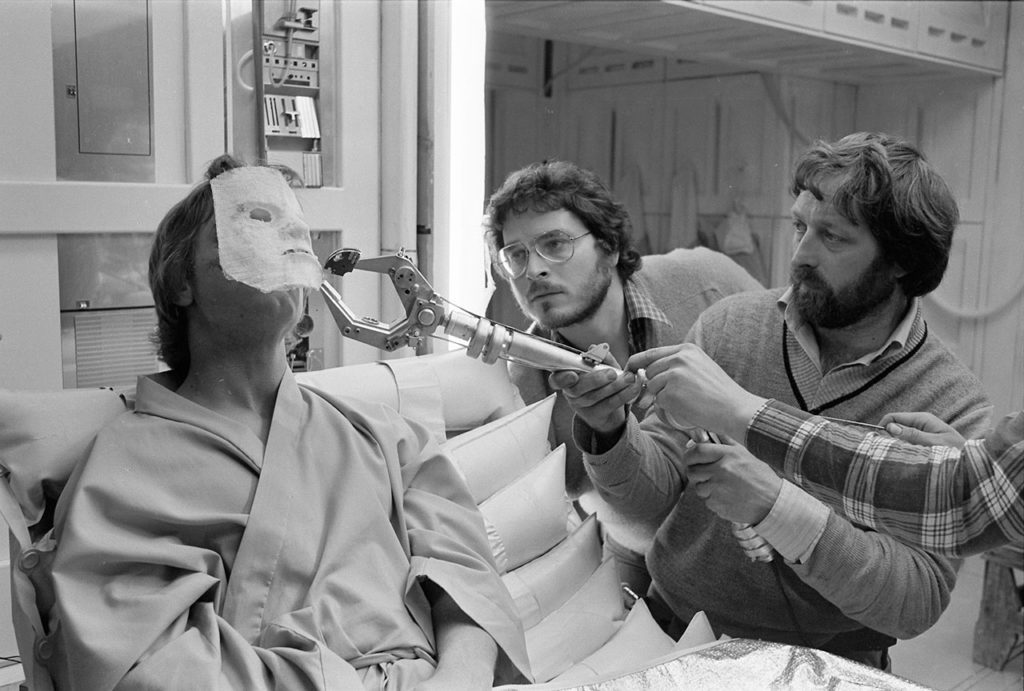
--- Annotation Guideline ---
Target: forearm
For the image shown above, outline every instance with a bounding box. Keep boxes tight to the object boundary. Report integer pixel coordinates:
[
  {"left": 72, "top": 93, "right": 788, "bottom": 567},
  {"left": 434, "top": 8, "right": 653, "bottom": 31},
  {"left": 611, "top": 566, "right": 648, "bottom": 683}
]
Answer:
[
  {"left": 577, "top": 412, "right": 689, "bottom": 522},
  {"left": 748, "top": 401, "right": 1023, "bottom": 556},
  {"left": 791, "top": 513, "right": 957, "bottom": 639}
]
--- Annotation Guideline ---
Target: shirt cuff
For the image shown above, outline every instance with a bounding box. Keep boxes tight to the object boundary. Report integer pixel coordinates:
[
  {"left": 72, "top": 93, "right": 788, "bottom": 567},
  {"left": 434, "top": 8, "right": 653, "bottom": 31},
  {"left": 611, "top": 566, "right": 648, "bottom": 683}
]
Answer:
[
  {"left": 744, "top": 398, "right": 777, "bottom": 446},
  {"left": 754, "top": 480, "right": 829, "bottom": 563}
]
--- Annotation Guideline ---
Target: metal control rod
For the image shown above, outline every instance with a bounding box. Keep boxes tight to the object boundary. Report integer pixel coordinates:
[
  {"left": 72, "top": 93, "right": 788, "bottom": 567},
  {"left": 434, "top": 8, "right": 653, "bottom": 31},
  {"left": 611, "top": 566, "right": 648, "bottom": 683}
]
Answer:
[{"left": 441, "top": 311, "right": 614, "bottom": 372}]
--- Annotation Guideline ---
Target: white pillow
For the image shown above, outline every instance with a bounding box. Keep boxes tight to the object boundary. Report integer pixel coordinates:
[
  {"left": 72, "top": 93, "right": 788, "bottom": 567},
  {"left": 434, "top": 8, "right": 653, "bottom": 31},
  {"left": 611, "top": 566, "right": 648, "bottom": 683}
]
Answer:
[
  {"left": 296, "top": 360, "right": 436, "bottom": 430},
  {"left": 524, "top": 558, "right": 627, "bottom": 682},
  {"left": 296, "top": 351, "right": 525, "bottom": 443},
  {"left": 415, "top": 350, "right": 525, "bottom": 433},
  {"left": 502, "top": 515, "right": 602, "bottom": 629},
  {"left": 441, "top": 395, "right": 555, "bottom": 503},
  {"left": 549, "top": 598, "right": 676, "bottom": 685},
  {"left": 0, "top": 388, "right": 127, "bottom": 527},
  {"left": 478, "top": 444, "right": 570, "bottom": 573}
]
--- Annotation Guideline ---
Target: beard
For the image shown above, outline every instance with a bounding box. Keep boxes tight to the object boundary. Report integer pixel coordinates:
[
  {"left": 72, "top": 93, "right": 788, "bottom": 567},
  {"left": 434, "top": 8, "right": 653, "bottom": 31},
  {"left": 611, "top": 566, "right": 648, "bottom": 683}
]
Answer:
[
  {"left": 790, "top": 256, "right": 900, "bottom": 329},
  {"left": 519, "top": 262, "right": 614, "bottom": 331}
]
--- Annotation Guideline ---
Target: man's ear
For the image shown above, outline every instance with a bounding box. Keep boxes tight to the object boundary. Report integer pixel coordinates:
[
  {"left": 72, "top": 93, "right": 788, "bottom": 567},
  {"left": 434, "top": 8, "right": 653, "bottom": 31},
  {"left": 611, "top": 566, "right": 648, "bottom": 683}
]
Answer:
[{"left": 173, "top": 283, "right": 194, "bottom": 307}]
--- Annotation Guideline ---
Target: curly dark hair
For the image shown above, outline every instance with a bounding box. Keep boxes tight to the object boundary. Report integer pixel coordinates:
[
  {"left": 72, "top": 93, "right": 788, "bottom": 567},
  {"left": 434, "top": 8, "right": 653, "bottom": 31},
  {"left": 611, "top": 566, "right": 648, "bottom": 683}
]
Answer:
[
  {"left": 484, "top": 160, "right": 642, "bottom": 282},
  {"left": 792, "top": 132, "right": 958, "bottom": 298}
]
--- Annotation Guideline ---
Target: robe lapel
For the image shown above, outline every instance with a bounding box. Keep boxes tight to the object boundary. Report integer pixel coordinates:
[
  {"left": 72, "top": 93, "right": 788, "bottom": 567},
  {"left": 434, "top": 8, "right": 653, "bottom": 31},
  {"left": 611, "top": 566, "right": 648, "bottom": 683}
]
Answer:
[{"left": 220, "top": 371, "right": 304, "bottom": 640}]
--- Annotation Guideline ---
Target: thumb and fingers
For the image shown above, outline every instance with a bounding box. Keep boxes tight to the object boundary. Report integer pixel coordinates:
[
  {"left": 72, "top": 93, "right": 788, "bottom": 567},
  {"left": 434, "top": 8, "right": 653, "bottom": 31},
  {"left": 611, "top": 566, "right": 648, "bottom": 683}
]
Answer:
[{"left": 879, "top": 411, "right": 966, "bottom": 449}]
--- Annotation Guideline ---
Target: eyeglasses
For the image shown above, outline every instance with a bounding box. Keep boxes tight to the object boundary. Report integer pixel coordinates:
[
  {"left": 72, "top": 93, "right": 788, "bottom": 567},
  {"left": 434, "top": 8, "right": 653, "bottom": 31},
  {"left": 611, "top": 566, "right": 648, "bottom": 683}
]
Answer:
[{"left": 496, "top": 230, "right": 591, "bottom": 279}]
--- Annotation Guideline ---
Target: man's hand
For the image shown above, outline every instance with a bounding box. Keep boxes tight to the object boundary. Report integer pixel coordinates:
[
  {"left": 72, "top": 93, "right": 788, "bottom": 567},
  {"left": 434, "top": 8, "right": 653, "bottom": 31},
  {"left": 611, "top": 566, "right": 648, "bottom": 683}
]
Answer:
[
  {"left": 627, "top": 344, "right": 767, "bottom": 442},
  {"left": 684, "top": 440, "right": 783, "bottom": 525},
  {"left": 880, "top": 412, "right": 967, "bottom": 449},
  {"left": 548, "top": 367, "right": 642, "bottom": 435}
]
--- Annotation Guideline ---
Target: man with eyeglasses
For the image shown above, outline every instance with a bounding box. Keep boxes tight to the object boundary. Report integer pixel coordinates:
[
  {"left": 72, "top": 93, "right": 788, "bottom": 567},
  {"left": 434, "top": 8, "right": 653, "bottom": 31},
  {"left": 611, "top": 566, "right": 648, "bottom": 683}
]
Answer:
[{"left": 483, "top": 160, "right": 761, "bottom": 595}]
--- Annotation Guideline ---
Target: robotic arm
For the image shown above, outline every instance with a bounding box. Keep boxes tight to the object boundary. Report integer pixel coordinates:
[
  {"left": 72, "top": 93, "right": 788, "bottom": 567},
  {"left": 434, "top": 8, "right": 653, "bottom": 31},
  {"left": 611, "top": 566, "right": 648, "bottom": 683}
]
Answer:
[
  {"left": 319, "top": 248, "right": 617, "bottom": 372},
  {"left": 319, "top": 248, "right": 773, "bottom": 562}
]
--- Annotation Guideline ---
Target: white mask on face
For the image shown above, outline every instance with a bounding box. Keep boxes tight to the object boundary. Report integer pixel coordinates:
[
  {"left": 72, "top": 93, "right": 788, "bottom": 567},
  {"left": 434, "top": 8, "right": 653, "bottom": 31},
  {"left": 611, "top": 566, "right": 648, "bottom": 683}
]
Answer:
[{"left": 210, "top": 167, "right": 323, "bottom": 293}]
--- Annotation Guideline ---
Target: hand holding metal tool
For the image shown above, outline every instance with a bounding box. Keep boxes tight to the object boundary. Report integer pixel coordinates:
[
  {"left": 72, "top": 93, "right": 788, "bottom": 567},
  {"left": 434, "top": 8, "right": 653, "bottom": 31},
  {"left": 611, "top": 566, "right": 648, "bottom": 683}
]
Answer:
[{"left": 654, "top": 412, "right": 775, "bottom": 563}]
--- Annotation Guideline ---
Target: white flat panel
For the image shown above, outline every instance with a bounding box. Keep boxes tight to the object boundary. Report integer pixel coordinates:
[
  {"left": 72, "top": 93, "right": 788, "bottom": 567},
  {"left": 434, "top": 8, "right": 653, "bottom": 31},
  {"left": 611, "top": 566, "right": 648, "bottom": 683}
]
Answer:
[
  {"left": 0, "top": 236, "right": 63, "bottom": 391},
  {"left": 73, "top": 0, "right": 152, "bottom": 156},
  {"left": 0, "top": 563, "right": 15, "bottom": 661},
  {"left": 0, "top": 1, "right": 56, "bottom": 182},
  {"left": 561, "top": 94, "right": 614, "bottom": 183},
  {"left": 698, "top": 0, "right": 826, "bottom": 31},
  {"left": 489, "top": 89, "right": 548, "bottom": 192},
  {"left": 665, "top": 80, "right": 719, "bottom": 208},
  {"left": 718, "top": 91, "right": 768, "bottom": 199},
  {"left": 916, "top": 0, "right": 1009, "bottom": 71},
  {"left": 824, "top": 1, "right": 919, "bottom": 51},
  {"left": 916, "top": 85, "right": 991, "bottom": 223}
]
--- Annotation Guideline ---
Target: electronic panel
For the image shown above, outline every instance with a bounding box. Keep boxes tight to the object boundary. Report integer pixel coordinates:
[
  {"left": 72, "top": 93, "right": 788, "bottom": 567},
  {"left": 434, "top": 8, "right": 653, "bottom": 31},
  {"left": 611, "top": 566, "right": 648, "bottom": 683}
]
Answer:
[{"left": 254, "top": 0, "right": 324, "bottom": 187}]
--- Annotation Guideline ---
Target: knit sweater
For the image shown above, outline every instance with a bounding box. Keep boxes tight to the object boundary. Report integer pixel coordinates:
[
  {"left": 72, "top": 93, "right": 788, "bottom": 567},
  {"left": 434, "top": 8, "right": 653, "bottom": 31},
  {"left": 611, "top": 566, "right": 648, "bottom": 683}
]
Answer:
[{"left": 582, "top": 287, "right": 992, "bottom": 647}]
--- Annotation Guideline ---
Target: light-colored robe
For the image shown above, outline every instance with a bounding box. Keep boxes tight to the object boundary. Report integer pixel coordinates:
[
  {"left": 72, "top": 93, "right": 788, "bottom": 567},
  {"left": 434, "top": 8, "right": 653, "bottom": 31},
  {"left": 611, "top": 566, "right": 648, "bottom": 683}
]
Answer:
[{"left": 49, "top": 370, "right": 530, "bottom": 690}]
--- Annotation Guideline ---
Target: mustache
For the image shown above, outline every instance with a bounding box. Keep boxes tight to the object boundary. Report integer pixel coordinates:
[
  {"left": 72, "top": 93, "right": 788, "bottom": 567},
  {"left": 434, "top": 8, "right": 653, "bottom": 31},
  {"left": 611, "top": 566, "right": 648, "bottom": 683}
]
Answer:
[
  {"left": 791, "top": 266, "right": 828, "bottom": 288},
  {"left": 526, "top": 281, "right": 558, "bottom": 300}
]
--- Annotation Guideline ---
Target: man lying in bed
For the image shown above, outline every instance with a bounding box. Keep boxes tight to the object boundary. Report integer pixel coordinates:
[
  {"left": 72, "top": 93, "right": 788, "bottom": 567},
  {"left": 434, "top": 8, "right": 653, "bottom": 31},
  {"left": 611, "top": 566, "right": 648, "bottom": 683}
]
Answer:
[{"left": 48, "top": 155, "right": 530, "bottom": 690}]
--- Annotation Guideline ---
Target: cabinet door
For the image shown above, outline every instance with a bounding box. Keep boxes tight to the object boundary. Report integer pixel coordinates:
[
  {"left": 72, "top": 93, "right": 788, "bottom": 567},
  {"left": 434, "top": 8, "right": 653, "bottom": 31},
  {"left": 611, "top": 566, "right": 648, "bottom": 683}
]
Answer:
[
  {"left": 697, "top": 0, "right": 826, "bottom": 31},
  {"left": 916, "top": 1, "right": 1009, "bottom": 71},
  {"left": 823, "top": 1, "right": 918, "bottom": 50}
]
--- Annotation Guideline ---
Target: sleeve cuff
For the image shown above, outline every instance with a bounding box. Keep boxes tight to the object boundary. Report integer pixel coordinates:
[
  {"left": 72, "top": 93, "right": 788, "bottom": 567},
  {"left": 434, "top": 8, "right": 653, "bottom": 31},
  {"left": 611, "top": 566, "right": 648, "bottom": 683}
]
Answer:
[
  {"left": 745, "top": 398, "right": 777, "bottom": 446},
  {"left": 755, "top": 480, "right": 829, "bottom": 563}
]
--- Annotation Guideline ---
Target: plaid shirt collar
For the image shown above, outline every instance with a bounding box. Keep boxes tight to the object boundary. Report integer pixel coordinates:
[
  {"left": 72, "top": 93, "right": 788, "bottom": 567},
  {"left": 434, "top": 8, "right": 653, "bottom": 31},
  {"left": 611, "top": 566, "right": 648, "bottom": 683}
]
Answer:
[{"left": 623, "top": 276, "right": 671, "bottom": 353}]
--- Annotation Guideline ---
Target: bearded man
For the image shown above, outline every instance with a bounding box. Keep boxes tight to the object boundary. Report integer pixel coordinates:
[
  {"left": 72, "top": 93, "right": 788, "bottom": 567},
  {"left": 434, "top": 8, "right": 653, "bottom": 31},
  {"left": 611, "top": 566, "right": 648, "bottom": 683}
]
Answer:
[
  {"left": 552, "top": 132, "right": 992, "bottom": 672},
  {"left": 483, "top": 160, "right": 761, "bottom": 595}
]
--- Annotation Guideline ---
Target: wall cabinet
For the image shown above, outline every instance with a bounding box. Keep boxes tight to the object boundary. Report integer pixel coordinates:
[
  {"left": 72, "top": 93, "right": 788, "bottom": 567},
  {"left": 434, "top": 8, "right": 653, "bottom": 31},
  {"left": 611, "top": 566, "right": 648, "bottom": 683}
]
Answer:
[{"left": 695, "top": 0, "right": 1009, "bottom": 73}]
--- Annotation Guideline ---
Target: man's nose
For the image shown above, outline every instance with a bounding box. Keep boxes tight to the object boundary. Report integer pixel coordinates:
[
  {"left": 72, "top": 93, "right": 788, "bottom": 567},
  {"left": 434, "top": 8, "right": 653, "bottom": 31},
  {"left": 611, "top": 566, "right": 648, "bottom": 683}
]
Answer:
[
  {"left": 791, "top": 231, "right": 819, "bottom": 268},
  {"left": 524, "top": 247, "right": 550, "bottom": 279}
]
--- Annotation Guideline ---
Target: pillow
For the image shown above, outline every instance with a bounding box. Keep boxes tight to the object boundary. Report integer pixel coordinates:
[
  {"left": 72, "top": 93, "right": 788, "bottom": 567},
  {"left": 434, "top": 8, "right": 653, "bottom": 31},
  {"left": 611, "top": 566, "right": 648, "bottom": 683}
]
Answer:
[
  {"left": 442, "top": 395, "right": 555, "bottom": 503},
  {"left": 296, "top": 350, "right": 525, "bottom": 443},
  {"left": 523, "top": 557, "right": 627, "bottom": 683},
  {"left": 0, "top": 388, "right": 127, "bottom": 527},
  {"left": 674, "top": 610, "right": 717, "bottom": 651},
  {"left": 297, "top": 360, "right": 445, "bottom": 442},
  {"left": 411, "top": 350, "right": 524, "bottom": 433},
  {"left": 502, "top": 515, "right": 602, "bottom": 629},
  {"left": 478, "top": 444, "right": 570, "bottom": 574},
  {"left": 549, "top": 598, "right": 677, "bottom": 685}
]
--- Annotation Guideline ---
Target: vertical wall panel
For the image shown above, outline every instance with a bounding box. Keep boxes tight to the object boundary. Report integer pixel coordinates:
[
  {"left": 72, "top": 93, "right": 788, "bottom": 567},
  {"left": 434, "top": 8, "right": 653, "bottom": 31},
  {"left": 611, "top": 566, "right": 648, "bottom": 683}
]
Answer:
[
  {"left": 976, "top": 2, "right": 1024, "bottom": 414},
  {"left": 561, "top": 93, "right": 614, "bottom": 181},
  {"left": 856, "top": 79, "right": 996, "bottom": 377},
  {"left": 489, "top": 89, "right": 547, "bottom": 189}
]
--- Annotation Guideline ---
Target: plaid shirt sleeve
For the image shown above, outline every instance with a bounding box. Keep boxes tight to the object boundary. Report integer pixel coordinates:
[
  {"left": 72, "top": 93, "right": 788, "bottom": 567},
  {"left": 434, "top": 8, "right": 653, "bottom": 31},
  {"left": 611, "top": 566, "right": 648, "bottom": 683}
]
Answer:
[{"left": 746, "top": 400, "right": 1024, "bottom": 557}]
